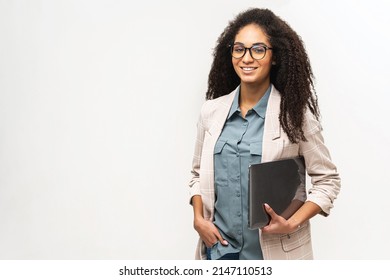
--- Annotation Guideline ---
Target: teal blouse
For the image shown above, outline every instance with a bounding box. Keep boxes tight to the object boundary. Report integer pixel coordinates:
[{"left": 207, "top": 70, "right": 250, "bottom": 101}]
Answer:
[{"left": 211, "top": 85, "right": 271, "bottom": 260}]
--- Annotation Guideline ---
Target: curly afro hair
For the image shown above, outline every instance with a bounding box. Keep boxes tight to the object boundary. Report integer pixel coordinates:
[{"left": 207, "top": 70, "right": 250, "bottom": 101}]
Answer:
[{"left": 206, "top": 8, "right": 320, "bottom": 143}]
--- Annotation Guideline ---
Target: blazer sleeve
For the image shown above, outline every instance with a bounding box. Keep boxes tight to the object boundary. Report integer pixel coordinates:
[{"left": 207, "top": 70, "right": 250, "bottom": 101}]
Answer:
[
  {"left": 188, "top": 106, "right": 206, "bottom": 204},
  {"left": 300, "top": 111, "right": 341, "bottom": 216}
]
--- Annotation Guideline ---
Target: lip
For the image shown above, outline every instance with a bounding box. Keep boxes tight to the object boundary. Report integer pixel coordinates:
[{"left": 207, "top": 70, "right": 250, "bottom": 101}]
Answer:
[{"left": 240, "top": 66, "right": 258, "bottom": 73}]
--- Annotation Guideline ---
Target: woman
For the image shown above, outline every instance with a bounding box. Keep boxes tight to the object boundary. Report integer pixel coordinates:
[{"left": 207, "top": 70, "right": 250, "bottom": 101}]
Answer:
[{"left": 188, "top": 8, "right": 341, "bottom": 260}]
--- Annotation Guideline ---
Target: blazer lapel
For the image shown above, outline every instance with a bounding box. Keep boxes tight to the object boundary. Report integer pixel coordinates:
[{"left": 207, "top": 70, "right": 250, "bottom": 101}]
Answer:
[
  {"left": 266, "top": 86, "right": 282, "bottom": 139},
  {"left": 208, "top": 89, "right": 236, "bottom": 137},
  {"left": 262, "top": 86, "right": 283, "bottom": 162}
]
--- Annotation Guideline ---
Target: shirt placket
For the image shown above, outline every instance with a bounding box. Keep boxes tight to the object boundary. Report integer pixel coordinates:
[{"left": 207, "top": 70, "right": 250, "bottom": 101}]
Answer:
[{"left": 231, "top": 115, "right": 249, "bottom": 241}]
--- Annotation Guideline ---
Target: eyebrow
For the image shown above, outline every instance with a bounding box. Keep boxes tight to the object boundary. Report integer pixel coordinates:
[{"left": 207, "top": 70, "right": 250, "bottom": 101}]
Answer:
[{"left": 233, "top": 42, "right": 266, "bottom": 47}]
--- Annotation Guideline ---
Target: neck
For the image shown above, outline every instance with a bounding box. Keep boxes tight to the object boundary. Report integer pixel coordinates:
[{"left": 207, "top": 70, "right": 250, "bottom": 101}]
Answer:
[{"left": 239, "top": 81, "right": 270, "bottom": 108}]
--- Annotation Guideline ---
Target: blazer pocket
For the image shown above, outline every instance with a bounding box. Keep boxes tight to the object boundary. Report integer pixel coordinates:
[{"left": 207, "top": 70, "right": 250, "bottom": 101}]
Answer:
[{"left": 280, "top": 223, "right": 311, "bottom": 252}]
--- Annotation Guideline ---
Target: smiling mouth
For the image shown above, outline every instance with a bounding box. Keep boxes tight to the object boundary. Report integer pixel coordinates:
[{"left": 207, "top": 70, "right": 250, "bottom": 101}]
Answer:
[{"left": 241, "top": 67, "right": 257, "bottom": 71}]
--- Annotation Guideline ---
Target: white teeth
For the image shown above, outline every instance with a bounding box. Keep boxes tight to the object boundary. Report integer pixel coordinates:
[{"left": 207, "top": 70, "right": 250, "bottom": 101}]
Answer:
[{"left": 242, "top": 67, "right": 255, "bottom": 70}]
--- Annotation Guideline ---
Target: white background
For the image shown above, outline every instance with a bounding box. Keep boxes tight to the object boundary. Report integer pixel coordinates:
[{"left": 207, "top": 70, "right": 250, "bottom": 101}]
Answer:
[{"left": 0, "top": 0, "right": 389, "bottom": 260}]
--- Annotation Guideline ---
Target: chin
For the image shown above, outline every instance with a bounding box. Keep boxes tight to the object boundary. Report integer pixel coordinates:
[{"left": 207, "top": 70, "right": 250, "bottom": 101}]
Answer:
[{"left": 240, "top": 77, "right": 259, "bottom": 84}]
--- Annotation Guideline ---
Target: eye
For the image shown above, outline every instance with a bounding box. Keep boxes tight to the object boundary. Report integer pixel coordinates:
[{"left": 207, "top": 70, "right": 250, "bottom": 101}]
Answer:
[
  {"left": 233, "top": 46, "right": 245, "bottom": 53},
  {"left": 252, "top": 46, "right": 266, "bottom": 54}
]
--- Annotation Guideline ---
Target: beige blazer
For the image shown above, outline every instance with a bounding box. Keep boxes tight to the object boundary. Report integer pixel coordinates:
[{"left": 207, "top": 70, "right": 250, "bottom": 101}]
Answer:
[{"left": 189, "top": 85, "right": 341, "bottom": 260}]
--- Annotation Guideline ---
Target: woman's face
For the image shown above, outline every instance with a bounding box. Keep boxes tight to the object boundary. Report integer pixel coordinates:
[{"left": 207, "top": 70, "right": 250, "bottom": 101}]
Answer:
[{"left": 232, "top": 24, "right": 273, "bottom": 88}]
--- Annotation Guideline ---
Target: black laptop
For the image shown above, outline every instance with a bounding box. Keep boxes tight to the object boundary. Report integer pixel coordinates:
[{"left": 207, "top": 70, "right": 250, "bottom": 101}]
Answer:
[{"left": 248, "top": 156, "right": 306, "bottom": 229}]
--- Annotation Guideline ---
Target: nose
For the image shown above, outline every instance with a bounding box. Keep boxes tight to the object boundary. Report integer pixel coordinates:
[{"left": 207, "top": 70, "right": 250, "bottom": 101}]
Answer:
[{"left": 242, "top": 49, "right": 254, "bottom": 63}]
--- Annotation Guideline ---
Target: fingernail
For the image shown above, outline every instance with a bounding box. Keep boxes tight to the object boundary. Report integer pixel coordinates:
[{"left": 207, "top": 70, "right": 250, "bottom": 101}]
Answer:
[{"left": 222, "top": 240, "right": 228, "bottom": 246}]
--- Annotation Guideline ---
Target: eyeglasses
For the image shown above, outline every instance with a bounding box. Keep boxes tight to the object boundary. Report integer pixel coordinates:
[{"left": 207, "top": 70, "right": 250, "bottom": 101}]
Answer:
[{"left": 230, "top": 43, "right": 273, "bottom": 60}]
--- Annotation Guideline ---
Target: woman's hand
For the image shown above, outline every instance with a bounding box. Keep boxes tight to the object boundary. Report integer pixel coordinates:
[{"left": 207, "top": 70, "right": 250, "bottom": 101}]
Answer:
[
  {"left": 261, "top": 203, "right": 297, "bottom": 234},
  {"left": 194, "top": 217, "right": 228, "bottom": 248}
]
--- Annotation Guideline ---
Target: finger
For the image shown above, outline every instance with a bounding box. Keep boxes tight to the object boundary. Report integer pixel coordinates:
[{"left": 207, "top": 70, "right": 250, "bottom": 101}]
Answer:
[
  {"left": 205, "top": 240, "right": 217, "bottom": 248},
  {"left": 264, "top": 203, "right": 278, "bottom": 219},
  {"left": 214, "top": 229, "right": 228, "bottom": 246},
  {"left": 201, "top": 233, "right": 218, "bottom": 248},
  {"left": 261, "top": 223, "right": 272, "bottom": 232},
  {"left": 204, "top": 235, "right": 220, "bottom": 248},
  {"left": 201, "top": 227, "right": 221, "bottom": 247}
]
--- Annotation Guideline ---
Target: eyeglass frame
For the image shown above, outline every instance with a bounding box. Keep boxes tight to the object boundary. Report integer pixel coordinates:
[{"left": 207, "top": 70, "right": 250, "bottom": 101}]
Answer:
[{"left": 229, "top": 43, "right": 273, "bottom": 60}]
